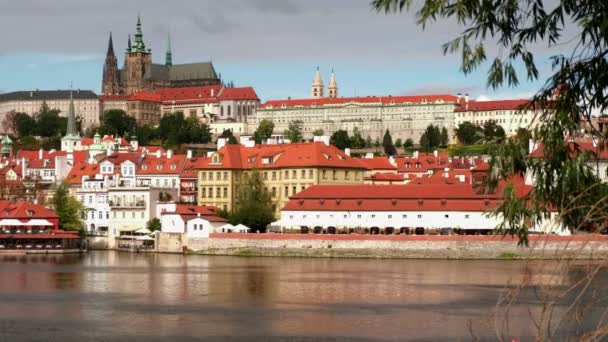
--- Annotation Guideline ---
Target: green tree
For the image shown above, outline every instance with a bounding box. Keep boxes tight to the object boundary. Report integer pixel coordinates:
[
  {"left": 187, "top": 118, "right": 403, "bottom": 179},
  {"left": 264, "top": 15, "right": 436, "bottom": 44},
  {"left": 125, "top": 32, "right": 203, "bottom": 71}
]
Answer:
[
  {"left": 13, "top": 113, "right": 36, "bottom": 137},
  {"left": 217, "top": 129, "right": 238, "bottom": 145},
  {"left": 36, "top": 109, "right": 63, "bottom": 137},
  {"left": 230, "top": 171, "right": 275, "bottom": 233},
  {"left": 440, "top": 127, "right": 449, "bottom": 147},
  {"left": 49, "top": 181, "right": 85, "bottom": 231},
  {"left": 253, "top": 119, "right": 275, "bottom": 144},
  {"left": 330, "top": 130, "right": 351, "bottom": 150},
  {"left": 419, "top": 133, "right": 430, "bottom": 152},
  {"left": 100, "top": 109, "right": 136, "bottom": 137},
  {"left": 382, "top": 129, "right": 393, "bottom": 149},
  {"left": 350, "top": 127, "right": 366, "bottom": 149},
  {"left": 395, "top": 138, "right": 403, "bottom": 148},
  {"left": 455, "top": 122, "right": 482, "bottom": 145},
  {"left": 365, "top": 136, "right": 373, "bottom": 148},
  {"left": 312, "top": 128, "right": 324, "bottom": 136},
  {"left": 374, "top": 137, "right": 381, "bottom": 148},
  {"left": 284, "top": 121, "right": 303, "bottom": 142},
  {"left": 146, "top": 218, "right": 161, "bottom": 232},
  {"left": 403, "top": 138, "right": 414, "bottom": 148},
  {"left": 483, "top": 120, "right": 506, "bottom": 143},
  {"left": 16, "top": 136, "right": 41, "bottom": 150},
  {"left": 372, "top": 0, "right": 608, "bottom": 244},
  {"left": 420, "top": 125, "right": 441, "bottom": 150}
]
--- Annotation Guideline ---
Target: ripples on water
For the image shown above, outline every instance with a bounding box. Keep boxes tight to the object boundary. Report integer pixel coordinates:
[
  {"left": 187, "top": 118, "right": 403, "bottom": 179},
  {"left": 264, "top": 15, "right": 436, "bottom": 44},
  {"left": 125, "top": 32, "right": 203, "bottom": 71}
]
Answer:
[{"left": 0, "top": 252, "right": 605, "bottom": 341}]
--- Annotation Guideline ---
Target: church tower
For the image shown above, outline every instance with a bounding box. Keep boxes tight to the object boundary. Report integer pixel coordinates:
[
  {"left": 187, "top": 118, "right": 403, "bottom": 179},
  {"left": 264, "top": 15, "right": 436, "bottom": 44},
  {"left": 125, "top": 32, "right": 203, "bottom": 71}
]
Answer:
[
  {"left": 102, "top": 32, "right": 121, "bottom": 95},
  {"left": 328, "top": 69, "right": 338, "bottom": 98},
  {"left": 311, "top": 66, "right": 324, "bottom": 99},
  {"left": 61, "top": 90, "right": 82, "bottom": 154},
  {"left": 124, "top": 15, "right": 152, "bottom": 95}
]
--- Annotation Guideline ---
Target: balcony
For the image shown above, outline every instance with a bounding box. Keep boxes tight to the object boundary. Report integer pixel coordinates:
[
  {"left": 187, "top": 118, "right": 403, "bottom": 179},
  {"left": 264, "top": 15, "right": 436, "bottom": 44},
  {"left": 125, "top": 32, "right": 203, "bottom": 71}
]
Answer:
[{"left": 109, "top": 200, "right": 146, "bottom": 208}]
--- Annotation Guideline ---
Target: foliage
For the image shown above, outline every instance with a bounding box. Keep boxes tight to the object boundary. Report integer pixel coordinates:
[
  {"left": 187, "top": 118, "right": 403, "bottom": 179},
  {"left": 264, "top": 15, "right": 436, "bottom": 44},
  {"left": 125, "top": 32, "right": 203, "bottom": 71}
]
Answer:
[
  {"left": 330, "top": 130, "right": 351, "bottom": 150},
  {"left": 312, "top": 128, "right": 324, "bottom": 136},
  {"left": 365, "top": 136, "right": 373, "bottom": 148},
  {"left": 483, "top": 120, "right": 506, "bottom": 143},
  {"left": 373, "top": 137, "right": 381, "bottom": 148},
  {"left": 16, "top": 136, "right": 40, "bottom": 150},
  {"left": 284, "top": 121, "right": 304, "bottom": 142},
  {"left": 419, "top": 125, "right": 441, "bottom": 152},
  {"left": 253, "top": 119, "right": 275, "bottom": 144},
  {"left": 230, "top": 171, "right": 275, "bottom": 232},
  {"left": 14, "top": 113, "right": 36, "bottom": 137},
  {"left": 350, "top": 127, "right": 366, "bottom": 149},
  {"left": 99, "top": 109, "right": 136, "bottom": 137},
  {"left": 49, "top": 181, "right": 85, "bottom": 231},
  {"left": 394, "top": 138, "right": 403, "bottom": 148},
  {"left": 440, "top": 127, "right": 449, "bottom": 147},
  {"left": 455, "top": 122, "right": 483, "bottom": 145},
  {"left": 157, "top": 112, "right": 212, "bottom": 147},
  {"left": 382, "top": 129, "right": 396, "bottom": 155},
  {"left": 384, "top": 145, "right": 397, "bottom": 156},
  {"left": 158, "top": 191, "right": 173, "bottom": 202},
  {"left": 146, "top": 218, "right": 161, "bottom": 232},
  {"left": 217, "top": 129, "right": 238, "bottom": 145},
  {"left": 448, "top": 144, "right": 489, "bottom": 157},
  {"left": 403, "top": 138, "right": 414, "bottom": 148},
  {"left": 372, "top": 0, "right": 608, "bottom": 244}
]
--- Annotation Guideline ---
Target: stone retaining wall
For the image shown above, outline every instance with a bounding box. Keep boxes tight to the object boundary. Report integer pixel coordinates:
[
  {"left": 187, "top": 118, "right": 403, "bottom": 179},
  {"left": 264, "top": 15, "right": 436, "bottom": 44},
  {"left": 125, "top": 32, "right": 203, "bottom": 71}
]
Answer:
[{"left": 157, "top": 233, "right": 608, "bottom": 259}]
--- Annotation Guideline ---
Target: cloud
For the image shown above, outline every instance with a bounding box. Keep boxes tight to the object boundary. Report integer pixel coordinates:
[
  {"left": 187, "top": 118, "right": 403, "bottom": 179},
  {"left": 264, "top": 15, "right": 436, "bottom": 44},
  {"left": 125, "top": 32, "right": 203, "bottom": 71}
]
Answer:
[
  {"left": 248, "top": 0, "right": 303, "bottom": 15},
  {"left": 188, "top": 12, "right": 239, "bottom": 35}
]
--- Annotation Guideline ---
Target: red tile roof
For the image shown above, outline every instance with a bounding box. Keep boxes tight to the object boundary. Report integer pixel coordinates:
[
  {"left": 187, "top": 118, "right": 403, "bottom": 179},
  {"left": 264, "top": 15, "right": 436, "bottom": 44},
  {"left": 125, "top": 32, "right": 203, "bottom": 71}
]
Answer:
[
  {"left": 138, "top": 154, "right": 186, "bottom": 175},
  {"left": 262, "top": 94, "right": 458, "bottom": 109},
  {"left": 218, "top": 87, "right": 259, "bottom": 101},
  {"left": 365, "top": 172, "right": 404, "bottom": 181},
  {"left": 180, "top": 157, "right": 207, "bottom": 178},
  {"left": 0, "top": 200, "right": 58, "bottom": 219},
  {"left": 195, "top": 142, "right": 366, "bottom": 170},
  {"left": 100, "top": 94, "right": 129, "bottom": 101},
  {"left": 454, "top": 99, "right": 532, "bottom": 112},
  {"left": 66, "top": 162, "right": 99, "bottom": 185},
  {"left": 162, "top": 204, "right": 228, "bottom": 223},
  {"left": 529, "top": 140, "right": 608, "bottom": 160},
  {"left": 125, "top": 85, "right": 258, "bottom": 105},
  {"left": 356, "top": 157, "right": 397, "bottom": 170}
]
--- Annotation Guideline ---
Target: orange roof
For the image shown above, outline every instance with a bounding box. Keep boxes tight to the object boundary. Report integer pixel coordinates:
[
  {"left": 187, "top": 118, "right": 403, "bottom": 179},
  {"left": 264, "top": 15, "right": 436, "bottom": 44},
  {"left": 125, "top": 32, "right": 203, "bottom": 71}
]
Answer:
[
  {"left": 530, "top": 140, "right": 608, "bottom": 160},
  {"left": 455, "top": 99, "right": 531, "bottom": 112},
  {"left": 100, "top": 94, "right": 129, "bottom": 101},
  {"left": 0, "top": 200, "right": 58, "bottom": 219},
  {"left": 66, "top": 162, "right": 99, "bottom": 185},
  {"left": 365, "top": 172, "right": 404, "bottom": 181},
  {"left": 125, "top": 85, "right": 258, "bottom": 105},
  {"left": 356, "top": 157, "right": 397, "bottom": 170},
  {"left": 218, "top": 87, "right": 259, "bottom": 101},
  {"left": 138, "top": 154, "right": 186, "bottom": 175},
  {"left": 262, "top": 94, "right": 458, "bottom": 109},
  {"left": 162, "top": 204, "right": 228, "bottom": 223},
  {"left": 180, "top": 157, "right": 207, "bottom": 178},
  {"left": 196, "top": 142, "right": 366, "bottom": 170}
]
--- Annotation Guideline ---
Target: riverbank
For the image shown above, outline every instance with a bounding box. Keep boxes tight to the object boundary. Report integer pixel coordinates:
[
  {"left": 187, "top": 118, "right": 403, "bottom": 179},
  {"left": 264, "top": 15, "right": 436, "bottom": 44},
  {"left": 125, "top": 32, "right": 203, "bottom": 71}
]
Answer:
[{"left": 158, "top": 233, "right": 608, "bottom": 259}]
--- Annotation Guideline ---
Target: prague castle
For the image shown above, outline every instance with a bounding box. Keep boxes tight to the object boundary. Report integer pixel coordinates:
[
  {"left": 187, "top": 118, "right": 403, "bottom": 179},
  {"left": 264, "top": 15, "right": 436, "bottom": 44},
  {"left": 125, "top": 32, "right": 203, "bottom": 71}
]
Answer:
[{"left": 102, "top": 16, "right": 220, "bottom": 96}]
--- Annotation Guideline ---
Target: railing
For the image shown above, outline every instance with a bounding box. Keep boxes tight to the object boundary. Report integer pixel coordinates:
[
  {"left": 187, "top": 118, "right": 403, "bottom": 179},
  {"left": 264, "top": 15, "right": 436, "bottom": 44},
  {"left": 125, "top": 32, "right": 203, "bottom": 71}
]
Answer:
[{"left": 109, "top": 201, "right": 146, "bottom": 208}]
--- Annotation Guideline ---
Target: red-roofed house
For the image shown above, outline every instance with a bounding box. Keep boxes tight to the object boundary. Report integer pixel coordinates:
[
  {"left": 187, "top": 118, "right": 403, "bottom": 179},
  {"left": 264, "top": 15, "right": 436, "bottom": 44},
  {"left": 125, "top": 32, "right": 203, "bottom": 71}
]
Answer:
[
  {"left": 158, "top": 203, "right": 228, "bottom": 238},
  {"left": 272, "top": 181, "right": 565, "bottom": 235},
  {"left": 196, "top": 141, "right": 366, "bottom": 214}
]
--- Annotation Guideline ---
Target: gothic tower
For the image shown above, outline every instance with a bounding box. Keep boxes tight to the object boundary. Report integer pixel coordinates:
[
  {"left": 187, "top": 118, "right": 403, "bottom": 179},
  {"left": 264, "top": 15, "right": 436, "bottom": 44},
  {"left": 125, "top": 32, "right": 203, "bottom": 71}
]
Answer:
[
  {"left": 124, "top": 15, "right": 152, "bottom": 95},
  {"left": 311, "top": 66, "right": 324, "bottom": 99},
  {"left": 102, "top": 32, "right": 121, "bottom": 95},
  {"left": 61, "top": 90, "right": 82, "bottom": 154},
  {"left": 328, "top": 69, "right": 338, "bottom": 98}
]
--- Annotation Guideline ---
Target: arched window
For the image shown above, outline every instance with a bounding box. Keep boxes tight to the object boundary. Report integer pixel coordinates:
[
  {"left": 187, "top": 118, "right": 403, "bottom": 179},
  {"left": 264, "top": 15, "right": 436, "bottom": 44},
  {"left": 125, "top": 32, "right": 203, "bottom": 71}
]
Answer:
[
  {"left": 227, "top": 106, "right": 231, "bottom": 116},
  {"left": 220, "top": 106, "right": 224, "bottom": 116}
]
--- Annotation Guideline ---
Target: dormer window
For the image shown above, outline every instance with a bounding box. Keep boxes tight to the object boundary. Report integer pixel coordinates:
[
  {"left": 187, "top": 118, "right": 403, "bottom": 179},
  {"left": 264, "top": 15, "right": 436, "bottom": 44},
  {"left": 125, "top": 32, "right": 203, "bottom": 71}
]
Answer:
[
  {"left": 281, "top": 104, "right": 287, "bottom": 108},
  {"left": 141, "top": 164, "right": 148, "bottom": 170},
  {"left": 26, "top": 210, "right": 34, "bottom": 217},
  {"left": 170, "top": 164, "right": 177, "bottom": 170},
  {"left": 262, "top": 157, "right": 271, "bottom": 165},
  {"left": 156, "top": 164, "right": 163, "bottom": 170},
  {"left": 248, "top": 156, "right": 256, "bottom": 163}
]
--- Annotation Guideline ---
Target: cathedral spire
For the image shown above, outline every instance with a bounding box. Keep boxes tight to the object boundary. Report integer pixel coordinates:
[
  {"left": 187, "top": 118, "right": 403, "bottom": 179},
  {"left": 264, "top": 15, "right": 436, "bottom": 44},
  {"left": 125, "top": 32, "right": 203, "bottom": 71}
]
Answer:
[
  {"left": 328, "top": 68, "right": 338, "bottom": 98},
  {"left": 133, "top": 14, "right": 147, "bottom": 53},
  {"left": 127, "top": 34, "right": 132, "bottom": 52},
  {"left": 106, "top": 32, "right": 115, "bottom": 57},
  {"left": 165, "top": 32, "right": 172, "bottom": 67},
  {"left": 311, "top": 66, "right": 324, "bottom": 99}
]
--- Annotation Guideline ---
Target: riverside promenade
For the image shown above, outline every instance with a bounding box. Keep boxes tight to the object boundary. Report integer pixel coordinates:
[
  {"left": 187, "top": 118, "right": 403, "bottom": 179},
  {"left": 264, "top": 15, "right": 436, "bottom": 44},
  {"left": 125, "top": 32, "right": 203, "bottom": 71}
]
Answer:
[{"left": 157, "top": 233, "right": 608, "bottom": 259}]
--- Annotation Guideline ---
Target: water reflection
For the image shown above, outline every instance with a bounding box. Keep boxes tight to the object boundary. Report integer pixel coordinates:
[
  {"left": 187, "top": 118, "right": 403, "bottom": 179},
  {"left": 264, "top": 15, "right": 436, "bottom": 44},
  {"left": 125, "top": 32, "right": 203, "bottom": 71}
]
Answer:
[{"left": 0, "top": 252, "right": 605, "bottom": 341}]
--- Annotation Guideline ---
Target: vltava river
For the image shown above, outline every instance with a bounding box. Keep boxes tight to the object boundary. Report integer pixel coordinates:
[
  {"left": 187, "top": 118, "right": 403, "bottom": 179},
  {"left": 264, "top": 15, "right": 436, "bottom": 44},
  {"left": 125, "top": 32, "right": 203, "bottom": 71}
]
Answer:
[{"left": 0, "top": 251, "right": 605, "bottom": 341}]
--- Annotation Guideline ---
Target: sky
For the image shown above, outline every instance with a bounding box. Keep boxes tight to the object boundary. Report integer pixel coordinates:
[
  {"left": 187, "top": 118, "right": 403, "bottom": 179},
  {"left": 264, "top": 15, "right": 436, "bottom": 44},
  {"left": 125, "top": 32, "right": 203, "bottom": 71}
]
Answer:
[{"left": 0, "top": 0, "right": 561, "bottom": 102}]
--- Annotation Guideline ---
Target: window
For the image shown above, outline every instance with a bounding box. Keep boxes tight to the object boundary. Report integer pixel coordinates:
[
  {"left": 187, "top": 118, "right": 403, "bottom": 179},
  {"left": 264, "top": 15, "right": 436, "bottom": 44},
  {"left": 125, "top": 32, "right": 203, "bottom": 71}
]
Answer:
[
  {"left": 292, "top": 186, "right": 297, "bottom": 195},
  {"left": 444, "top": 214, "right": 449, "bottom": 218},
  {"left": 201, "top": 173, "right": 206, "bottom": 181},
  {"left": 223, "top": 172, "right": 228, "bottom": 180},
  {"left": 417, "top": 214, "right": 422, "bottom": 219},
  {"left": 345, "top": 171, "right": 350, "bottom": 180},
  {"left": 308, "top": 170, "right": 313, "bottom": 179},
  {"left": 272, "top": 187, "right": 277, "bottom": 196},
  {"left": 122, "top": 212, "right": 126, "bottom": 219},
  {"left": 272, "top": 172, "right": 277, "bottom": 180},
  {"left": 285, "top": 170, "right": 289, "bottom": 179},
  {"left": 284, "top": 186, "right": 289, "bottom": 196},
  {"left": 322, "top": 170, "right": 327, "bottom": 179},
  {"left": 209, "top": 172, "right": 213, "bottom": 181},
  {"left": 301, "top": 170, "right": 305, "bottom": 179},
  {"left": 357, "top": 214, "right": 362, "bottom": 219},
  {"left": 209, "top": 187, "right": 213, "bottom": 198},
  {"left": 388, "top": 215, "right": 392, "bottom": 219},
  {"left": 217, "top": 187, "right": 221, "bottom": 198},
  {"left": 465, "top": 214, "right": 470, "bottom": 219},
  {"left": 132, "top": 212, "right": 136, "bottom": 218},
  {"left": 292, "top": 170, "right": 297, "bottom": 179},
  {"left": 223, "top": 187, "right": 228, "bottom": 198},
  {"left": 202, "top": 188, "right": 206, "bottom": 198}
]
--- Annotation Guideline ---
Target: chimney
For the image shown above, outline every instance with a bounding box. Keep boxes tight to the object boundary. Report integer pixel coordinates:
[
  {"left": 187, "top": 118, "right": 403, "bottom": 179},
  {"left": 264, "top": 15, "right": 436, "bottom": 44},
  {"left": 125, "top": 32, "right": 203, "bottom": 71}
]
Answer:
[
  {"left": 457, "top": 93, "right": 462, "bottom": 103},
  {"left": 413, "top": 150, "right": 419, "bottom": 159},
  {"left": 211, "top": 88, "right": 214, "bottom": 97},
  {"left": 217, "top": 138, "right": 227, "bottom": 150},
  {"left": 365, "top": 152, "right": 374, "bottom": 159},
  {"left": 21, "top": 157, "right": 27, "bottom": 179},
  {"left": 458, "top": 174, "right": 465, "bottom": 183},
  {"left": 156, "top": 149, "right": 162, "bottom": 158},
  {"left": 187, "top": 150, "right": 193, "bottom": 159},
  {"left": 167, "top": 149, "right": 173, "bottom": 159},
  {"left": 433, "top": 150, "right": 438, "bottom": 158},
  {"left": 38, "top": 148, "right": 43, "bottom": 159},
  {"left": 444, "top": 167, "right": 450, "bottom": 178},
  {"left": 344, "top": 148, "right": 351, "bottom": 157},
  {"left": 389, "top": 156, "right": 396, "bottom": 166},
  {"left": 465, "top": 93, "right": 470, "bottom": 110}
]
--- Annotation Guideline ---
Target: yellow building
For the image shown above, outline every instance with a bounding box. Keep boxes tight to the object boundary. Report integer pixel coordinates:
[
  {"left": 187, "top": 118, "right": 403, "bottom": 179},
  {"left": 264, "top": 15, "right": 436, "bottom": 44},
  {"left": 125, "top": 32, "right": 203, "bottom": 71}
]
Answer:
[{"left": 196, "top": 141, "right": 366, "bottom": 215}]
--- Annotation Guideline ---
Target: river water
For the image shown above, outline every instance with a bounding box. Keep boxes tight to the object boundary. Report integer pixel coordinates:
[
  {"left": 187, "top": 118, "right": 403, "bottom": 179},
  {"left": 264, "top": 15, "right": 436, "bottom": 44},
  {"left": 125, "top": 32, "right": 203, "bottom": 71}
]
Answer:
[{"left": 0, "top": 251, "right": 606, "bottom": 341}]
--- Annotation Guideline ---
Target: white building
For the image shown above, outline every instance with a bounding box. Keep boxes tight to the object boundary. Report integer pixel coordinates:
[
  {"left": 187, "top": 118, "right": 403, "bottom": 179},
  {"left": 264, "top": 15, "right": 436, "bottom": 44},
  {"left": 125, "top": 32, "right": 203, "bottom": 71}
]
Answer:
[
  {"left": 0, "top": 90, "right": 100, "bottom": 133},
  {"left": 272, "top": 183, "right": 567, "bottom": 235},
  {"left": 158, "top": 203, "right": 227, "bottom": 238},
  {"left": 454, "top": 99, "right": 539, "bottom": 136}
]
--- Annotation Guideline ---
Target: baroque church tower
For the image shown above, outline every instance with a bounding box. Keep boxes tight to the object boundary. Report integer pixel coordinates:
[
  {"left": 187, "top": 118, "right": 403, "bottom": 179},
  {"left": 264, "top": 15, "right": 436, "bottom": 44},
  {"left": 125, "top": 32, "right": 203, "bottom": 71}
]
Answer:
[
  {"left": 311, "top": 67, "right": 324, "bottom": 99},
  {"left": 102, "top": 33, "right": 121, "bottom": 95},
  {"left": 328, "top": 69, "right": 338, "bottom": 98},
  {"left": 123, "top": 15, "right": 152, "bottom": 94}
]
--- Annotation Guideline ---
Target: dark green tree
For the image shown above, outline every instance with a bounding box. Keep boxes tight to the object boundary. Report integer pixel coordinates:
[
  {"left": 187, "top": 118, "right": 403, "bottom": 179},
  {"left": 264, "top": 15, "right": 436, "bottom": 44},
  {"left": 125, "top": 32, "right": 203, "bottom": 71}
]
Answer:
[
  {"left": 312, "top": 128, "right": 324, "bottom": 136},
  {"left": 419, "top": 133, "right": 430, "bottom": 152},
  {"left": 146, "top": 218, "right": 162, "bottom": 232},
  {"left": 36, "top": 110, "right": 63, "bottom": 137},
  {"left": 49, "top": 181, "right": 85, "bottom": 231},
  {"left": 365, "top": 136, "right": 373, "bottom": 148},
  {"left": 350, "top": 127, "right": 366, "bottom": 149},
  {"left": 217, "top": 129, "right": 238, "bottom": 145},
  {"left": 100, "top": 109, "right": 136, "bottom": 137},
  {"left": 403, "top": 138, "right": 414, "bottom": 148},
  {"left": 382, "top": 129, "right": 393, "bottom": 149},
  {"left": 330, "top": 130, "right": 351, "bottom": 150},
  {"left": 284, "top": 121, "right": 304, "bottom": 142},
  {"left": 440, "top": 127, "right": 449, "bottom": 147},
  {"left": 374, "top": 137, "right": 381, "bottom": 148},
  {"left": 253, "top": 119, "right": 275, "bottom": 144},
  {"left": 16, "top": 136, "right": 41, "bottom": 150},
  {"left": 13, "top": 113, "right": 36, "bottom": 137},
  {"left": 483, "top": 120, "right": 506, "bottom": 142},
  {"left": 230, "top": 171, "right": 275, "bottom": 233},
  {"left": 455, "top": 122, "right": 482, "bottom": 145},
  {"left": 395, "top": 138, "right": 403, "bottom": 148}
]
